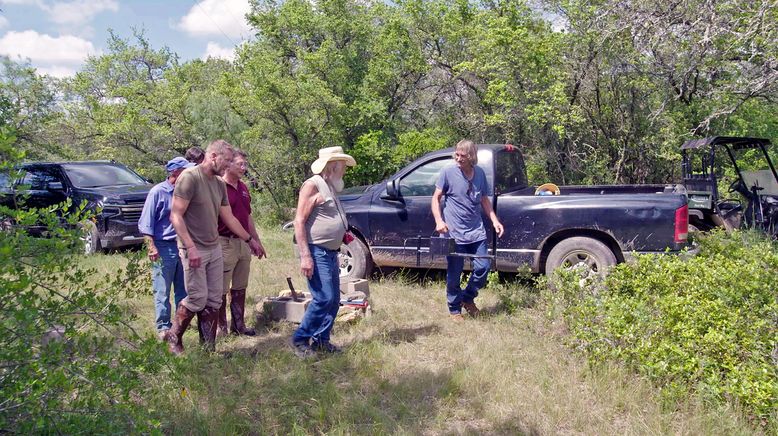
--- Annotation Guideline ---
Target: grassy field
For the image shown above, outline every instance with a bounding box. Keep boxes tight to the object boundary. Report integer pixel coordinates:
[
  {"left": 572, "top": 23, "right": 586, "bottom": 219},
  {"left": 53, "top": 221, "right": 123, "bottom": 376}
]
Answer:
[{"left": 82, "top": 226, "right": 760, "bottom": 435}]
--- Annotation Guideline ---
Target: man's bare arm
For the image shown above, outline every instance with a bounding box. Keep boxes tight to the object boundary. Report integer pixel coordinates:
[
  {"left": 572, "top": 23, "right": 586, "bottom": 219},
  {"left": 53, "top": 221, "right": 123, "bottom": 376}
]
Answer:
[
  {"left": 293, "top": 181, "right": 322, "bottom": 278},
  {"left": 431, "top": 187, "right": 448, "bottom": 234}
]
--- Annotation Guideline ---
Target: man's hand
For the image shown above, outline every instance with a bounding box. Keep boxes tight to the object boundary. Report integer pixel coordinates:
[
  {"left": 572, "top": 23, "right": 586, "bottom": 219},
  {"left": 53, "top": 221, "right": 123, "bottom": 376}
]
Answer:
[
  {"left": 435, "top": 220, "right": 449, "bottom": 234},
  {"left": 186, "top": 245, "right": 202, "bottom": 268},
  {"left": 249, "top": 238, "right": 266, "bottom": 259},
  {"left": 493, "top": 219, "right": 505, "bottom": 238},
  {"left": 147, "top": 243, "right": 160, "bottom": 262},
  {"left": 300, "top": 255, "right": 313, "bottom": 279}
]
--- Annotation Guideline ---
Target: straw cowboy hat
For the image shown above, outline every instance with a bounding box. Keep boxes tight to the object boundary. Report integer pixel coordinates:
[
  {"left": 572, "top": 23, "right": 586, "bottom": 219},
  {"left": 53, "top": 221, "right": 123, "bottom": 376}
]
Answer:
[{"left": 310, "top": 146, "right": 356, "bottom": 175}]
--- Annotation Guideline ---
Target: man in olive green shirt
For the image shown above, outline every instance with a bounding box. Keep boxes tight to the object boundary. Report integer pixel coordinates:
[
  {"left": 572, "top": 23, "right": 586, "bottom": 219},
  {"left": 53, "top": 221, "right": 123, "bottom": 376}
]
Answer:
[{"left": 165, "top": 139, "right": 264, "bottom": 354}]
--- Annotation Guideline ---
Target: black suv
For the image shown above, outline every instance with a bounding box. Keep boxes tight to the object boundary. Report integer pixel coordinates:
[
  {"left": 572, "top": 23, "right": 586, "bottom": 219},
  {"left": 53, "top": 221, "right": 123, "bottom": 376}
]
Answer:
[{"left": 0, "top": 161, "right": 152, "bottom": 253}]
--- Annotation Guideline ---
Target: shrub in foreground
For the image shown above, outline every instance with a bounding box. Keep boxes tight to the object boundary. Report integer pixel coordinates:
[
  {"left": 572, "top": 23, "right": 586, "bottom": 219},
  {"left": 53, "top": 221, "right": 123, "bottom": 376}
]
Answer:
[
  {"left": 547, "top": 230, "right": 777, "bottom": 426},
  {"left": 0, "top": 129, "right": 171, "bottom": 433}
]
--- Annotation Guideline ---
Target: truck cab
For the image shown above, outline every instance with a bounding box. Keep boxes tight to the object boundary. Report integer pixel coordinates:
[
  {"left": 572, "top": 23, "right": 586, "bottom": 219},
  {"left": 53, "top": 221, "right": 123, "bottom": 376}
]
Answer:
[{"left": 337, "top": 144, "right": 689, "bottom": 280}]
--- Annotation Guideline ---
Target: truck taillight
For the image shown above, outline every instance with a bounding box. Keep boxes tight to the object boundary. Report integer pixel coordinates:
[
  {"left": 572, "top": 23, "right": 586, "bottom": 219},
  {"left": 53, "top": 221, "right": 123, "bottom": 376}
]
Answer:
[{"left": 674, "top": 204, "right": 688, "bottom": 243}]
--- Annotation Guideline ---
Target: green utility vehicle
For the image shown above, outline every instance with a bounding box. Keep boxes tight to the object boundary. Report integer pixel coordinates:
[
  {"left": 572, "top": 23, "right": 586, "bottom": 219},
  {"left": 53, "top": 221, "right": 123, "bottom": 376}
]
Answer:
[{"left": 681, "top": 136, "right": 778, "bottom": 236}]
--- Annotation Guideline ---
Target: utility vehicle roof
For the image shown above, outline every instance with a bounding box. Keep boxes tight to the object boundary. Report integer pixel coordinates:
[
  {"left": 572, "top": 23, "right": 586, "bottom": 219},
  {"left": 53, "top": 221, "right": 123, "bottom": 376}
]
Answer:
[{"left": 681, "top": 136, "right": 772, "bottom": 151}]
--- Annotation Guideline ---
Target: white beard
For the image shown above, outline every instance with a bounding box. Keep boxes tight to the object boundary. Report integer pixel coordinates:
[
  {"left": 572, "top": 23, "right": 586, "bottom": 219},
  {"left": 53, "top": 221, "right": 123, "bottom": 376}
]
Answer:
[{"left": 330, "top": 177, "right": 345, "bottom": 193}]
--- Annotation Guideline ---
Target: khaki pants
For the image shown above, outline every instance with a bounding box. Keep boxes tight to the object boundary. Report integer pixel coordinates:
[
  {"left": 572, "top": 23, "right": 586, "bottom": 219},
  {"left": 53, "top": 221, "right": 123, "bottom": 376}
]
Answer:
[
  {"left": 179, "top": 244, "right": 224, "bottom": 312},
  {"left": 220, "top": 236, "right": 251, "bottom": 295}
]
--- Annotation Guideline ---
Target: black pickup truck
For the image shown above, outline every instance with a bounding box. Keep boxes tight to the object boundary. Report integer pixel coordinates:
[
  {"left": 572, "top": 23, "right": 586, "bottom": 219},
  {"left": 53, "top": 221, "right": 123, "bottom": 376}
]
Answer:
[
  {"left": 336, "top": 144, "right": 690, "bottom": 280},
  {"left": 0, "top": 161, "right": 152, "bottom": 253}
]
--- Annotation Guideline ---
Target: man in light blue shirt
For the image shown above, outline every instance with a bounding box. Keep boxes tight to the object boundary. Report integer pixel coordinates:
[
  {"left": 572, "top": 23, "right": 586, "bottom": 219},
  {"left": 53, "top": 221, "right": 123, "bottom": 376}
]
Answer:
[
  {"left": 431, "top": 140, "right": 504, "bottom": 321},
  {"left": 139, "top": 157, "right": 194, "bottom": 338}
]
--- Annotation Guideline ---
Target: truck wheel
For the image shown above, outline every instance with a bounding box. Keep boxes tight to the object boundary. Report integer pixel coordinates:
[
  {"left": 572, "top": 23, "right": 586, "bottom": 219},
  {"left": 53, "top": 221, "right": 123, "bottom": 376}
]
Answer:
[
  {"left": 545, "top": 237, "right": 616, "bottom": 279},
  {"left": 80, "top": 221, "right": 101, "bottom": 255},
  {"left": 338, "top": 237, "right": 373, "bottom": 281}
]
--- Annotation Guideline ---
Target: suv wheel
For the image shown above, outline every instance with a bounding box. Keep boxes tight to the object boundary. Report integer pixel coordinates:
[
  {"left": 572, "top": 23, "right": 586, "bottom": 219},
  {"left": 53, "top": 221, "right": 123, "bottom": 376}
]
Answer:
[{"left": 81, "top": 221, "right": 101, "bottom": 255}]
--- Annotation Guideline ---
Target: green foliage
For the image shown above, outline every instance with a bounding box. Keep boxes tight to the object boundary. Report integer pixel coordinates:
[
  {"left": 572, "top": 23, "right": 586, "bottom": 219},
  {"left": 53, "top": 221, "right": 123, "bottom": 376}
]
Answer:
[
  {"left": 0, "top": 127, "right": 171, "bottom": 432},
  {"left": 548, "top": 230, "right": 778, "bottom": 425},
  {"left": 3, "top": 0, "right": 778, "bottom": 220}
]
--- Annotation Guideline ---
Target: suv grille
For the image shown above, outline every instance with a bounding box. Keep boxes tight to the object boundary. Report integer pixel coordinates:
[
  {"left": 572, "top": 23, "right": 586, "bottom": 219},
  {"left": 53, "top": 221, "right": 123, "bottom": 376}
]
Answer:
[{"left": 119, "top": 202, "right": 145, "bottom": 222}]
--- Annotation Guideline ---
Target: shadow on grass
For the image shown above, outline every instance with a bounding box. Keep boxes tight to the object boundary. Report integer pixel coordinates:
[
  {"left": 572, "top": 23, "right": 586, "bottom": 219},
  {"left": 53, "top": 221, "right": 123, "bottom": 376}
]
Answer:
[
  {"left": 360, "top": 323, "right": 441, "bottom": 346},
  {"left": 162, "top": 339, "right": 469, "bottom": 434}
]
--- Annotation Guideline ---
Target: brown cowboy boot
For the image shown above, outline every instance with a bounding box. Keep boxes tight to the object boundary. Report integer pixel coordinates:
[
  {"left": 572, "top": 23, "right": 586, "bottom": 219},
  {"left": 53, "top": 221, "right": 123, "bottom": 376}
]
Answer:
[
  {"left": 229, "top": 289, "right": 256, "bottom": 336},
  {"left": 165, "top": 303, "right": 196, "bottom": 355},
  {"left": 462, "top": 301, "right": 481, "bottom": 318},
  {"left": 216, "top": 294, "right": 229, "bottom": 338},
  {"left": 197, "top": 306, "right": 219, "bottom": 352}
]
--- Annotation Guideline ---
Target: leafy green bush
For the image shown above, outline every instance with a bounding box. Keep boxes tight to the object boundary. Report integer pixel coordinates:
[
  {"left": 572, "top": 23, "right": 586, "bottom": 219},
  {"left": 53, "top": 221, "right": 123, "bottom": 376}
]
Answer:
[
  {"left": 547, "top": 230, "right": 777, "bottom": 426},
  {"left": 0, "top": 128, "right": 171, "bottom": 433}
]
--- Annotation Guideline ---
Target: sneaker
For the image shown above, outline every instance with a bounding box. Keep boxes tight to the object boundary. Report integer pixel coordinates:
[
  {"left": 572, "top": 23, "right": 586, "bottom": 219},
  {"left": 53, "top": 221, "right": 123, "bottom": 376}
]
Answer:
[
  {"left": 290, "top": 339, "right": 316, "bottom": 359},
  {"left": 449, "top": 313, "right": 465, "bottom": 322},
  {"left": 462, "top": 302, "right": 480, "bottom": 317},
  {"left": 311, "top": 340, "right": 343, "bottom": 354}
]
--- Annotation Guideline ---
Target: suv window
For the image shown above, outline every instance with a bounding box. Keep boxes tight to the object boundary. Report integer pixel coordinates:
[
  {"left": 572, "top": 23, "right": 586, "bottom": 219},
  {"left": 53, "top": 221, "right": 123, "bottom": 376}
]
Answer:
[
  {"left": 62, "top": 164, "right": 147, "bottom": 188},
  {"left": 494, "top": 150, "right": 527, "bottom": 194},
  {"left": 20, "top": 167, "right": 62, "bottom": 190},
  {"left": 399, "top": 158, "right": 452, "bottom": 197},
  {"left": 0, "top": 171, "right": 10, "bottom": 190}
]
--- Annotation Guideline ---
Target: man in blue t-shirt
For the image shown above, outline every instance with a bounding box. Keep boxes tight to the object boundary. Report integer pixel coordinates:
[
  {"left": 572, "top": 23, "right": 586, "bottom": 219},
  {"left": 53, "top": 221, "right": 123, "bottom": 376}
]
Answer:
[
  {"left": 431, "top": 140, "right": 504, "bottom": 321},
  {"left": 138, "top": 157, "right": 193, "bottom": 339}
]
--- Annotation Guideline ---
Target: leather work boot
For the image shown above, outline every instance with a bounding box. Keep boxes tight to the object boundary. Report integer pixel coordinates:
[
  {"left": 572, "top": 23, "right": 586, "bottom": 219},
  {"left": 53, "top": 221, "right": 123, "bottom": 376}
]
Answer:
[
  {"left": 197, "top": 306, "right": 219, "bottom": 352},
  {"left": 216, "top": 295, "right": 229, "bottom": 338},
  {"left": 229, "top": 289, "right": 256, "bottom": 336},
  {"left": 165, "top": 303, "right": 197, "bottom": 355},
  {"left": 462, "top": 302, "right": 481, "bottom": 318}
]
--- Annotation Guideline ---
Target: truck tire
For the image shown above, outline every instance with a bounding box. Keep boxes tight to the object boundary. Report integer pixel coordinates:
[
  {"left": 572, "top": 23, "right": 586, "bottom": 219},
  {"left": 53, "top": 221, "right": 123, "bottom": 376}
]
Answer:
[
  {"left": 545, "top": 236, "right": 616, "bottom": 279},
  {"left": 338, "top": 237, "right": 373, "bottom": 281},
  {"left": 81, "top": 221, "right": 101, "bottom": 255}
]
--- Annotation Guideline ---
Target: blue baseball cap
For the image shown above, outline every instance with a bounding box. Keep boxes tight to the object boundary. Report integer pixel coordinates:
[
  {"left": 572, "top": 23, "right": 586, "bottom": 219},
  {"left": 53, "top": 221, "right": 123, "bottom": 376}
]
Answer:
[{"left": 166, "top": 156, "right": 195, "bottom": 173}]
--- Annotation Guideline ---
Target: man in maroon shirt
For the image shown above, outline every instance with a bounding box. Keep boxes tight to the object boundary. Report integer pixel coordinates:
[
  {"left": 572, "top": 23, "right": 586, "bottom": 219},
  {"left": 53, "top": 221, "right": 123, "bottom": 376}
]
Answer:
[{"left": 217, "top": 149, "right": 266, "bottom": 336}]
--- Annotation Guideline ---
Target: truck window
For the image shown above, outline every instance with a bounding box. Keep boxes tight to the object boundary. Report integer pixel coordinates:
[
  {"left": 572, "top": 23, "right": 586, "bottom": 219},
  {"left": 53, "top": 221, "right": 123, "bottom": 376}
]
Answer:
[
  {"left": 399, "top": 158, "right": 452, "bottom": 197},
  {"left": 494, "top": 150, "right": 528, "bottom": 194},
  {"left": 62, "top": 164, "right": 147, "bottom": 188}
]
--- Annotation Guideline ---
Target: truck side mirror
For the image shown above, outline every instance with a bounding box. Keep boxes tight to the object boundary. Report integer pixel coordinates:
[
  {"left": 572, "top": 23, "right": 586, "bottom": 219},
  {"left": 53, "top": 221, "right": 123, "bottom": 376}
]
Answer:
[{"left": 383, "top": 179, "right": 401, "bottom": 200}]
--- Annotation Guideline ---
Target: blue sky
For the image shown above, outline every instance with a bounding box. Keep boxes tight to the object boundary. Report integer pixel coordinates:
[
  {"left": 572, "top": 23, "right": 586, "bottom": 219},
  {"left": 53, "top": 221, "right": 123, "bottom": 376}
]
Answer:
[{"left": 0, "top": 0, "right": 254, "bottom": 77}]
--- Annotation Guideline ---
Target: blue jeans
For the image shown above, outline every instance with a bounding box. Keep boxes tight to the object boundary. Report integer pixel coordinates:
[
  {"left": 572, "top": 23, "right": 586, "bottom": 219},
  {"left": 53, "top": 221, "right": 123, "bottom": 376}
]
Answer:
[
  {"left": 293, "top": 244, "right": 340, "bottom": 345},
  {"left": 446, "top": 239, "right": 490, "bottom": 314},
  {"left": 152, "top": 240, "right": 187, "bottom": 331}
]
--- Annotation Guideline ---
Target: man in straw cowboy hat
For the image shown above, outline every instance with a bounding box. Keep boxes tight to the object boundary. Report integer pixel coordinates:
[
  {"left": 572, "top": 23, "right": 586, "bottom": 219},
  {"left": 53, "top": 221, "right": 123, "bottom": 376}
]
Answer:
[
  {"left": 432, "top": 139, "right": 504, "bottom": 321},
  {"left": 290, "top": 146, "right": 356, "bottom": 358}
]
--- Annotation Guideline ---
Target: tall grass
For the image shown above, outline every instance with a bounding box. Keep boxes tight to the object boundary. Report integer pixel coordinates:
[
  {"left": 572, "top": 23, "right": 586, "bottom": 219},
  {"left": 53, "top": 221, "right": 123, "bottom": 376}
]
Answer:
[{"left": 82, "top": 227, "right": 760, "bottom": 435}]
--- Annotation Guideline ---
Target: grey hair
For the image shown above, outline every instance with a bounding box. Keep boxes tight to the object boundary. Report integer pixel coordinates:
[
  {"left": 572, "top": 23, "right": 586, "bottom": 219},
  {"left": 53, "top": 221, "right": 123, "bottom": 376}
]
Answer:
[{"left": 455, "top": 139, "right": 478, "bottom": 165}]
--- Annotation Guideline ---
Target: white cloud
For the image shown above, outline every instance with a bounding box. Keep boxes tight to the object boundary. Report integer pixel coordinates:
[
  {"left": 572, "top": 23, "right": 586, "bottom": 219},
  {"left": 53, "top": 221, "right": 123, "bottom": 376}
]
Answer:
[
  {"left": 177, "top": 0, "right": 252, "bottom": 39},
  {"left": 35, "top": 65, "right": 78, "bottom": 78},
  {"left": 0, "top": 30, "right": 97, "bottom": 63},
  {"left": 1, "top": 0, "right": 43, "bottom": 4},
  {"left": 44, "top": 0, "right": 118, "bottom": 26},
  {"left": 1, "top": 1, "right": 117, "bottom": 28},
  {"left": 0, "top": 16, "right": 8, "bottom": 29},
  {"left": 202, "top": 42, "right": 235, "bottom": 61}
]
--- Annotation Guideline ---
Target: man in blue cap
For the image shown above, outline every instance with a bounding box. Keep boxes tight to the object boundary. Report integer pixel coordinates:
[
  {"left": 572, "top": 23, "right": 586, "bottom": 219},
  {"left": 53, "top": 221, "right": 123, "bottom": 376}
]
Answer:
[{"left": 139, "top": 157, "right": 194, "bottom": 339}]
